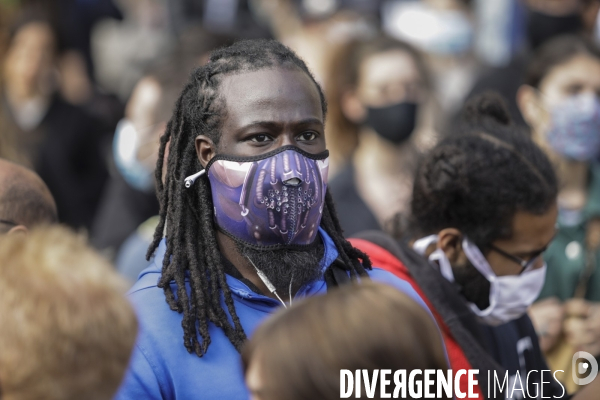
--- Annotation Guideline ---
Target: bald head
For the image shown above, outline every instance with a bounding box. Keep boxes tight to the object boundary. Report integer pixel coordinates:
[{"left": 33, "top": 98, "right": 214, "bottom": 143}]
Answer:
[{"left": 0, "top": 159, "right": 57, "bottom": 232}]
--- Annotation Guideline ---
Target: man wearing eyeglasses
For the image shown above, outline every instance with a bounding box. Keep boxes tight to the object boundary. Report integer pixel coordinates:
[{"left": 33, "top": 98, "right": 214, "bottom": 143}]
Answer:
[
  {"left": 347, "top": 93, "right": 600, "bottom": 399},
  {"left": 0, "top": 159, "right": 57, "bottom": 234}
]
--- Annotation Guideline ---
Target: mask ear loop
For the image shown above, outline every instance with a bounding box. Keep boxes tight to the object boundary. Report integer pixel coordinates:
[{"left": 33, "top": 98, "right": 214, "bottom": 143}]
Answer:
[
  {"left": 245, "top": 256, "right": 288, "bottom": 308},
  {"left": 412, "top": 234, "right": 456, "bottom": 282},
  {"left": 184, "top": 170, "right": 206, "bottom": 188},
  {"left": 413, "top": 234, "right": 439, "bottom": 255}
]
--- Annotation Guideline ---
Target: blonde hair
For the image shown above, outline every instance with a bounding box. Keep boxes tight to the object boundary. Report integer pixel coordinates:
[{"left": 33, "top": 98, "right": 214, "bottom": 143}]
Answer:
[{"left": 0, "top": 226, "right": 138, "bottom": 400}]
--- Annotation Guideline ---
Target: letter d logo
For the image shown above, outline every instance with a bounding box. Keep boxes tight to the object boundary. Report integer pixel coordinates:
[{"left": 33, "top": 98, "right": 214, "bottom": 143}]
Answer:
[{"left": 572, "top": 351, "right": 598, "bottom": 386}]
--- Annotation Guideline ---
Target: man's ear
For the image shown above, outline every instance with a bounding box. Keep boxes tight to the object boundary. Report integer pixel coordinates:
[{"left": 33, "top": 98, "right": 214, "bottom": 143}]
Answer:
[
  {"left": 195, "top": 135, "right": 217, "bottom": 168},
  {"left": 517, "top": 84, "right": 544, "bottom": 128},
  {"left": 437, "top": 228, "right": 467, "bottom": 264},
  {"left": 340, "top": 89, "right": 366, "bottom": 124},
  {"left": 7, "top": 225, "right": 27, "bottom": 235}
]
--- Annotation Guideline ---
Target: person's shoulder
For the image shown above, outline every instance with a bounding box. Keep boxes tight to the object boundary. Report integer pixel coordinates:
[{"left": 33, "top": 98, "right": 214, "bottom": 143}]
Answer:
[
  {"left": 128, "top": 268, "right": 161, "bottom": 296},
  {"left": 349, "top": 234, "right": 410, "bottom": 278},
  {"left": 128, "top": 279, "right": 161, "bottom": 301},
  {"left": 366, "top": 267, "right": 426, "bottom": 312},
  {"left": 127, "top": 253, "right": 164, "bottom": 294},
  {"left": 126, "top": 269, "right": 182, "bottom": 333},
  {"left": 126, "top": 240, "right": 178, "bottom": 322},
  {"left": 366, "top": 267, "right": 413, "bottom": 291}
]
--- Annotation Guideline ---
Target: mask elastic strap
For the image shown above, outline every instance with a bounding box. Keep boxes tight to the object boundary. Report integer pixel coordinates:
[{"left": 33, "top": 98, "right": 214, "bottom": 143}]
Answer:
[
  {"left": 184, "top": 169, "right": 206, "bottom": 188},
  {"left": 461, "top": 238, "right": 496, "bottom": 281},
  {"left": 245, "top": 256, "right": 287, "bottom": 308},
  {"left": 412, "top": 234, "right": 439, "bottom": 255},
  {"left": 412, "top": 234, "right": 455, "bottom": 282},
  {"left": 429, "top": 249, "right": 456, "bottom": 283}
]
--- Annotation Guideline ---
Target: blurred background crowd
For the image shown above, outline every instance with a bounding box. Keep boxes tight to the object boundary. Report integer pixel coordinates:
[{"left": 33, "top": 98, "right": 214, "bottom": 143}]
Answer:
[
  {"left": 3, "top": 0, "right": 600, "bottom": 269},
  {"left": 2, "top": 0, "right": 600, "bottom": 397}
]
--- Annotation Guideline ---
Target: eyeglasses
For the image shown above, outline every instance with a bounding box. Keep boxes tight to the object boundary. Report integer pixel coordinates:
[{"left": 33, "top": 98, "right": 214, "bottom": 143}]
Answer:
[{"left": 487, "top": 243, "right": 546, "bottom": 274}]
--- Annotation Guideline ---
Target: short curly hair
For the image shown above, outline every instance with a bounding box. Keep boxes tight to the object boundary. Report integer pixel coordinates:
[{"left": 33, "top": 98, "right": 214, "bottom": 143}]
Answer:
[{"left": 410, "top": 92, "right": 558, "bottom": 249}]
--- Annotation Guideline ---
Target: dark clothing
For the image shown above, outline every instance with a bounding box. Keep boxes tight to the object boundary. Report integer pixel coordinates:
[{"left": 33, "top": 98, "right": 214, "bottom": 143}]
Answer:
[
  {"left": 2, "top": 94, "right": 109, "bottom": 229},
  {"left": 351, "top": 230, "right": 569, "bottom": 400},
  {"left": 47, "top": 0, "right": 123, "bottom": 78},
  {"left": 328, "top": 163, "right": 380, "bottom": 236},
  {"left": 91, "top": 173, "right": 159, "bottom": 257}
]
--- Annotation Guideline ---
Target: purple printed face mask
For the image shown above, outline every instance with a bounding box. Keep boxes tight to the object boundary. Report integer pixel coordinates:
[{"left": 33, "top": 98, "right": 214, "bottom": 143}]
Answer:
[{"left": 187, "top": 146, "right": 329, "bottom": 248}]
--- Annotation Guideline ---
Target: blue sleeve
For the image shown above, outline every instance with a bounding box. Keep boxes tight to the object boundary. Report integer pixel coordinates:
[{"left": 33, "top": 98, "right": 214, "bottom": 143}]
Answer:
[
  {"left": 368, "top": 267, "right": 431, "bottom": 314},
  {"left": 367, "top": 267, "right": 451, "bottom": 367},
  {"left": 114, "top": 344, "right": 163, "bottom": 400}
]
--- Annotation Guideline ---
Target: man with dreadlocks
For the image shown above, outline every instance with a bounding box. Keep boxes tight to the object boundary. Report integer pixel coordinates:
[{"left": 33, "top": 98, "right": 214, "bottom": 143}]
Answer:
[{"left": 115, "top": 39, "right": 430, "bottom": 399}]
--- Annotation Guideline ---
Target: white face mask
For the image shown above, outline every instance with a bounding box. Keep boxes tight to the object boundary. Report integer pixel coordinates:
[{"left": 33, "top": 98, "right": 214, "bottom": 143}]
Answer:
[
  {"left": 382, "top": 2, "right": 474, "bottom": 56},
  {"left": 113, "top": 118, "right": 156, "bottom": 192},
  {"left": 413, "top": 235, "right": 547, "bottom": 326}
]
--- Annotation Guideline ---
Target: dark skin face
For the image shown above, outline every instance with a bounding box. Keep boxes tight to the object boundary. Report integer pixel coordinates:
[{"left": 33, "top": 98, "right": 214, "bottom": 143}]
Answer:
[
  {"left": 424, "top": 202, "right": 558, "bottom": 277},
  {"left": 485, "top": 204, "right": 558, "bottom": 275},
  {"left": 426, "top": 201, "right": 600, "bottom": 399},
  {"left": 195, "top": 67, "right": 325, "bottom": 299}
]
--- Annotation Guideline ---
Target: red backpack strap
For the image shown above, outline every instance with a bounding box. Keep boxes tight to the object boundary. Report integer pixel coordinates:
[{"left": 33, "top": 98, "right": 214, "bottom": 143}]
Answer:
[{"left": 350, "top": 234, "right": 490, "bottom": 399}]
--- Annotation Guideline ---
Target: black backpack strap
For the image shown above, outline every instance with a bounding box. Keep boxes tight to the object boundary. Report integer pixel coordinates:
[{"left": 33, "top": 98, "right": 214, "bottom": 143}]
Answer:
[
  {"left": 324, "top": 231, "right": 386, "bottom": 290},
  {"left": 352, "top": 230, "right": 405, "bottom": 254},
  {"left": 351, "top": 229, "right": 507, "bottom": 400}
]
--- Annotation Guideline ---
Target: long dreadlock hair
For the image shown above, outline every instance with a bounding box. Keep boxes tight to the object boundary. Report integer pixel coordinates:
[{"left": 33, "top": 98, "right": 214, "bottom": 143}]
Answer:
[{"left": 147, "top": 39, "right": 371, "bottom": 357}]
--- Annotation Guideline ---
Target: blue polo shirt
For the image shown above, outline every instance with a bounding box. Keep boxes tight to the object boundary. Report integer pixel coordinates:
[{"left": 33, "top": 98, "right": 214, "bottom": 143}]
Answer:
[{"left": 115, "top": 228, "right": 432, "bottom": 399}]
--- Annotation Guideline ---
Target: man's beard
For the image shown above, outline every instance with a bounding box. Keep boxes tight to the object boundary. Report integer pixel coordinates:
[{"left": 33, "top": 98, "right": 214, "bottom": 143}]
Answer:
[
  {"left": 235, "top": 240, "right": 325, "bottom": 296},
  {"left": 452, "top": 261, "right": 491, "bottom": 311}
]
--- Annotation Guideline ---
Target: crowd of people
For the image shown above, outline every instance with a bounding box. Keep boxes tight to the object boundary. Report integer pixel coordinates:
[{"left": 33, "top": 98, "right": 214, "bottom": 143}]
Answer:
[{"left": 2, "top": 0, "right": 600, "bottom": 399}]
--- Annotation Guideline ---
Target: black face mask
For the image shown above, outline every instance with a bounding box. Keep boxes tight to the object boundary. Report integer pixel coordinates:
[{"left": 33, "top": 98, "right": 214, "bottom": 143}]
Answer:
[
  {"left": 452, "top": 260, "right": 491, "bottom": 311},
  {"left": 364, "top": 102, "right": 418, "bottom": 145},
  {"left": 527, "top": 10, "right": 582, "bottom": 50}
]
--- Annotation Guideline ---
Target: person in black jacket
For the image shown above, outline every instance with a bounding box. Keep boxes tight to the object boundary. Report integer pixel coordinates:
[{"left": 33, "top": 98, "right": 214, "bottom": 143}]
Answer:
[{"left": 1, "top": 14, "right": 108, "bottom": 230}]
